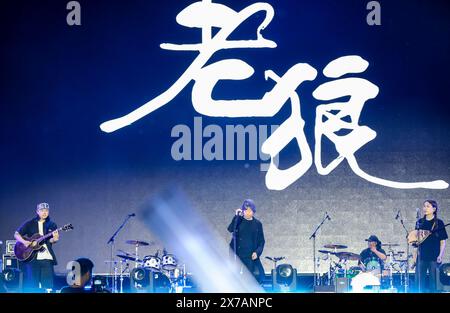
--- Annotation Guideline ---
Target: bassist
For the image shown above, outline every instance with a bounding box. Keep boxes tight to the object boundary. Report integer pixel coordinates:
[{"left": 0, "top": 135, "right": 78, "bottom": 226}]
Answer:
[{"left": 14, "top": 202, "right": 59, "bottom": 291}]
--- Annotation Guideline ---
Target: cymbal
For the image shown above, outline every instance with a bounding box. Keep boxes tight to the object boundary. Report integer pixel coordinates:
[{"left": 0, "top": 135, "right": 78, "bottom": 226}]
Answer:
[
  {"left": 381, "top": 243, "right": 400, "bottom": 247},
  {"left": 334, "top": 252, "right": 360, "bottom": 261},
  {"left": 318, "top": 250, "right": 335, "bottom": 254},
  {"left": 125, "top": 240, "right": 153, "bottom": 246},
  {"left": 323, "top": 244, "right": 347, "bottom": 249},
  {"left": 116, "top": 254, "right": 142, "bottom": 262},
  {"left": 116, "top": 249, "right": 131, "bottom": 256}
]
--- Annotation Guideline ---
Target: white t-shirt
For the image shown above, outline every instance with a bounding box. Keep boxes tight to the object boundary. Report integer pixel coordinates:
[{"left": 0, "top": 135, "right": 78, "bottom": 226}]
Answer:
[{"left": 36, "top": 221, "right": 53, "bottom": 261}]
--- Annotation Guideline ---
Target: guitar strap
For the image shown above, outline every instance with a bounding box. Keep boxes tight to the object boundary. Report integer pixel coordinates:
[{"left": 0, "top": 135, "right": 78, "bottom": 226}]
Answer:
[{"left": 421, "top": 220, "right": 436, "bottom": 244}]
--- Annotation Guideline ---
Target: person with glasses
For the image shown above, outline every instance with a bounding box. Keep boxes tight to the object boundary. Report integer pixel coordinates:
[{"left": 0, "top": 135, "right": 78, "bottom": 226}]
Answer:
[{"left": 14, "top": 202, "right": 59, "bottom": 292}]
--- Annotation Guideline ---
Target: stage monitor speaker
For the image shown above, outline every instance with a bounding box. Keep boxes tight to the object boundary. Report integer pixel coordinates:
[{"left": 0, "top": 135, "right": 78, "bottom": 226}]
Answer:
[
  {"left": 2, "top": 255, "right": 19, "bottom": 271},
  {"left": 335, "top": 277, "right": 350, "bottom": 293},
  {"left": 272, "top": 267, "right": 297, "bottom": 292},
  {"left": 436, "top": 263, "right": 450, "bottom": 292}
]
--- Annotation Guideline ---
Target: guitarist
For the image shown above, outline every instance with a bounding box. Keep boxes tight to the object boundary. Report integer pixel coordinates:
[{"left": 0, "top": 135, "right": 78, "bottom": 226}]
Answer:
[
  {"left": 413, "top": 200, "right": 448, "bottom": 292},
  {"left": 14, "top": 202, "right": 59, "bottom": 291}
]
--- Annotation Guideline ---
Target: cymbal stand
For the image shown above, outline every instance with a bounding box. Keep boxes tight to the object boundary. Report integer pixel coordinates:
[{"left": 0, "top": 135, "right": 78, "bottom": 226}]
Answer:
[
  {"left": 388, "top": 250, "right": 394, "bottom": 290},
  {"left": 113, "top": 260, "right": 118, "bottom": 293},
  {"left": 327, "top": 252, "right": 333, "bottom": 286},
  {"left": 134, "top": 243, "right": 140, "bottom": 269},
  {"left": 119, "top": 260, "right": 129, "bottom": 293}
]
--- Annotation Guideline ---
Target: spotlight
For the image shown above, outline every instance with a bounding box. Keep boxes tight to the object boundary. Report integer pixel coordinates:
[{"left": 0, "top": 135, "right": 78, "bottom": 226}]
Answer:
[
  {"left": 130, "top": 268, "right": 171, "bottom": 293},
  {"left": 437, "top": 263, "right": 450, "bottom": 292},
  {"left": 272, "top": 264, "right": 296, "bottom": 292},
  {"left": 1, "top": 268, "right": 22, "bottom": 292}
]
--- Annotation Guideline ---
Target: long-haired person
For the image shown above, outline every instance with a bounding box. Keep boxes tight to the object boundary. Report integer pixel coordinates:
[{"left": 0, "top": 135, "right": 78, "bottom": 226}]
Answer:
[{"left": 413, "top": 200, "right": 448, "bottom": 292}]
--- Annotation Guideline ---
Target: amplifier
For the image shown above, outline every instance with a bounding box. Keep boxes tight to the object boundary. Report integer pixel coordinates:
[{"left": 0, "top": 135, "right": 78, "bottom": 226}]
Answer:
[
  {"left": 335, "top": 277, "right": 350, "bottom": 293},
  {"left": 6, "top": 240, "right": 17, "bottom": 255},
  {"left": 2, "top": 254, "right": 19, "bottom": 271}
]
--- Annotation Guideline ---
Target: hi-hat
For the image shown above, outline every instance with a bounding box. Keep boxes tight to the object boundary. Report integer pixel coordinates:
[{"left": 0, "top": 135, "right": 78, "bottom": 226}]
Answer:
[
  {"left": 318, "top": 250, "right": 335, "bottom": 254},
  {"left": 323, "top": 244, "right": 347, "bottom": 249},
  {"left": 116, "top": 254, "right": 142, "bottom": 262}
]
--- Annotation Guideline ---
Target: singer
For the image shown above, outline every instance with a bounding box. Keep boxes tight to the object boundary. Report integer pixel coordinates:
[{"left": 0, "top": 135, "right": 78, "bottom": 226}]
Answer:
[
  {"left": 413, "top": 200, "right": 448, "bottom": 292},
  {"left": 227, "top": 199, "right": 265, "bottom": 284}
]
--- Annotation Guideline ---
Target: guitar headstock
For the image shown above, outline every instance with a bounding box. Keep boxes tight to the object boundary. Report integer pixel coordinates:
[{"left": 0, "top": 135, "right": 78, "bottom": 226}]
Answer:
[{"left": 61, "top": 223, "right": 74, "bottom": 231}]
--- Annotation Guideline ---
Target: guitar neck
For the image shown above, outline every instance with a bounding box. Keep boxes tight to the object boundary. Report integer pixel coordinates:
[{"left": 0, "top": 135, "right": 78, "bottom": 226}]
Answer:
[{"left": 36, "top": 226, "right": 64, "bottom": 243}]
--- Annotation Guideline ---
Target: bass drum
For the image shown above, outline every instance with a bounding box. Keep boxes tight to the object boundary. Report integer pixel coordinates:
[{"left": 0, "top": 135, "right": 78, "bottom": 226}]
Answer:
[
  {"left": 364, "top": 259, "right": 381, "bottom": 276},
  {"left": 151, "top": 271, "right": 171, "bottom": 292}
]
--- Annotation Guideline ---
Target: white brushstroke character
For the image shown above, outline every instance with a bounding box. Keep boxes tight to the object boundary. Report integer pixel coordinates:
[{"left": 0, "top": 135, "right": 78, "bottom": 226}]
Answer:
[{"left": 312, "top": 56, "right": 447, "bottom": 189}]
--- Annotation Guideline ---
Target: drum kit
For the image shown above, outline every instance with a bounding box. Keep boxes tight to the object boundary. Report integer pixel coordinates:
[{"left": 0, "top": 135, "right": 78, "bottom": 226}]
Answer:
[
  {"left": 316, "top": 243, "right": 411, "bottom": 292},
  {"left": 108, "top": 239, "right": 187, "bottom": 293}
]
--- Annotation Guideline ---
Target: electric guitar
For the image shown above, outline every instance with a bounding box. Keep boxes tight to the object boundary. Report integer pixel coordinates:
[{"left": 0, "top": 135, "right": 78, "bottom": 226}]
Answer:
[{"left": 14, "top": 223, "right": 73, "bottom": 261}]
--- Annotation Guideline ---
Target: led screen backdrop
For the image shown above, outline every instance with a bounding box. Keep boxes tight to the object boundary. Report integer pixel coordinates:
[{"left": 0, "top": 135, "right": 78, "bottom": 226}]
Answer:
[{"left": 1, "top": 0, "right": 449, "bottom": 274}]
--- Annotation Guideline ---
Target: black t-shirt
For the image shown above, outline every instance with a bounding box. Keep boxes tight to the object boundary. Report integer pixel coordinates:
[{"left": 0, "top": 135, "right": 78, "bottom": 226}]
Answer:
[
  {"left": 416, "top": 217, "right": 448, "bottom": 261},
  {"left": 359, "top": 247, "right": 386, "bottom": 270}
]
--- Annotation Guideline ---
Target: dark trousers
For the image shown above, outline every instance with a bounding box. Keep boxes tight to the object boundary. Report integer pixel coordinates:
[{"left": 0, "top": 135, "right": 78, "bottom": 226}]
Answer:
[
  {"left": 21, "top": 260, "right": 54, "bottom": 292},
  {"left": 239, "top": 256, "right": 265, "bottom": 284},
  {"left": 415, "top": 260, "right": 438, "bottom": 293}
]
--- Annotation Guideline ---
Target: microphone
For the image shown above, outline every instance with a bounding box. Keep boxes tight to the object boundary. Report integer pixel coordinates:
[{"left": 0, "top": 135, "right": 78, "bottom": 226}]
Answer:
[
  {"left": 129, "top": 213, "right": 136, "bottom": 217},
  {"left": 325, "top": 212, "right": 331, "bottom": 221},
  {"left": 415, "top": 208, "right": 420, "bottom": 219},
  {"left": 395, "top": 210, "right": 400, "bottom": 220}
]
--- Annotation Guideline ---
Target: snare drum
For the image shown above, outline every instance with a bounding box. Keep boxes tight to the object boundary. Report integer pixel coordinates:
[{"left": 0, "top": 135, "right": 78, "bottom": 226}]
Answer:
[
  {"left": 161, "top": 254, "right": 178, "bottom": 271},
  {"left": 143, "top": 255, "right": 161, "bottom": 271}
]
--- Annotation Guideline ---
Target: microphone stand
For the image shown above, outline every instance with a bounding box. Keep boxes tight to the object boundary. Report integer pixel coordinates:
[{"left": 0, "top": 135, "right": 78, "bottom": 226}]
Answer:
[
  {"left": 107, "top": 214, "right": 134, "bottom": 293},
  {"left": 414, "top": 210, "right": 421, "bottom": 293},
  {"left": 232, "top": 214, "right": 242, "bottom": 264},
  {"left": 396, "top": 210, "right": 409, "bottom": 293},
  {"left": 309, "top": 212, "right": 331, "bottom": 288}
]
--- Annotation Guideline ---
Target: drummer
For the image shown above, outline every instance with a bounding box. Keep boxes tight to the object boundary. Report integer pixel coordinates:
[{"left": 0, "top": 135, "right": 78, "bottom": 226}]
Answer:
[{"left": 359, "top": 235, "right": 387, "bottom": 273}]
